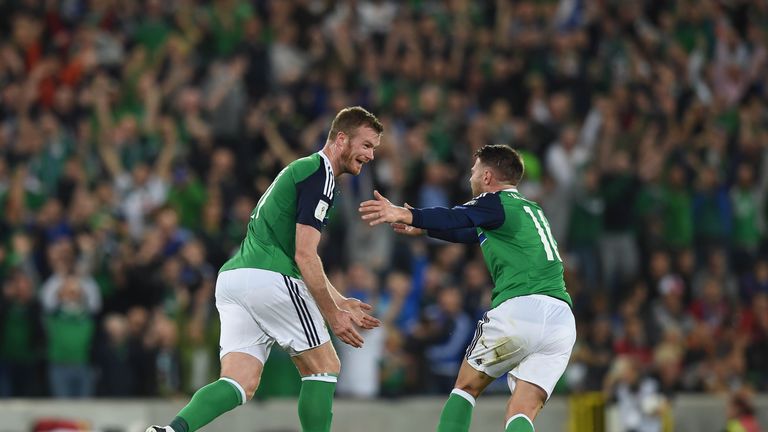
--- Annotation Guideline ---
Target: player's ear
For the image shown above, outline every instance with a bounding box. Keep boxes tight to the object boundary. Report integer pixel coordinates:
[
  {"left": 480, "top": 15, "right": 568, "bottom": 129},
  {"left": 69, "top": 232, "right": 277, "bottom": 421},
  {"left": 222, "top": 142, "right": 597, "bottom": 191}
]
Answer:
[{"left": 335, "top": 131, "right": 346, "bottom": 148}]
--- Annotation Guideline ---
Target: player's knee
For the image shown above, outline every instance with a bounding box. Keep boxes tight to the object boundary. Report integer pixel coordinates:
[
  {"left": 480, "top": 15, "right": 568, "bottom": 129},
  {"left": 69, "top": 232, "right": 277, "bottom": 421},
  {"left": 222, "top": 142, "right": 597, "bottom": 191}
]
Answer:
[
  {"left": 509, "top": 397, "right": 541, "bottom": 414},
  {"left": 508, "top": 389, "right": 545, "bottom": 417},
  {"left": 305, "top": 355, "right": 340, "bottom": 376},
  {"left": 326, "top": 355, "right": 341, "bottom": 375},
  {"left": 220, "top": 372, "right": 260, "bottom": 401},
  {"left": 320, "top": 345, "right": 341, "bottom": 375},
  {"left": 240, "top": 375, "right": 260, "bottom": 400},
  {"left": 220, "top": 351, "right": 265, "bottom": 400},
  {"left": 454, "top": 381, "right": 484, "bottom": 398}
]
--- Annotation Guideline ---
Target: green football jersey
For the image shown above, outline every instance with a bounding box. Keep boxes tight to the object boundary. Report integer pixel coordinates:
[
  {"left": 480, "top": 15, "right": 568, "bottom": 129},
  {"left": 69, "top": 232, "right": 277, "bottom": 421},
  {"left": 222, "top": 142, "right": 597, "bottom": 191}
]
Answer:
[
  {"left": 479, "top": 189, "right": 571, "bottom": 308},
  {"left": 412, "top": 188, "right": 571, "bottom": 309},
  {"left": 220, "top": 152, "right": 336, "bottom": 278}
]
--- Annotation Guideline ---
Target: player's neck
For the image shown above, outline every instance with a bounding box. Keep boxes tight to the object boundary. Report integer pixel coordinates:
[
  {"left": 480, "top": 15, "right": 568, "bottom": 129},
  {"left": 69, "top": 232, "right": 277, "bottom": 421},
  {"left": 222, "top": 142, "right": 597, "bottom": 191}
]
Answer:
[
  {"left": 485, "top": 183, "right": 517, "bottom": 194},
  {"left": 319, "top": 147, "right": 340, "bottom": 178}
]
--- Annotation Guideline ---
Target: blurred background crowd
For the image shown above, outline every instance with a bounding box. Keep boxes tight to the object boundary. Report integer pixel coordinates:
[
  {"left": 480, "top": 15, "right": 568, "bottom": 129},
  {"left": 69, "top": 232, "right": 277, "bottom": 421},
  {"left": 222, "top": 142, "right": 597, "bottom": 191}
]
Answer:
[{"left": 0, "top": 0, "right": 767, "bottom": 426}]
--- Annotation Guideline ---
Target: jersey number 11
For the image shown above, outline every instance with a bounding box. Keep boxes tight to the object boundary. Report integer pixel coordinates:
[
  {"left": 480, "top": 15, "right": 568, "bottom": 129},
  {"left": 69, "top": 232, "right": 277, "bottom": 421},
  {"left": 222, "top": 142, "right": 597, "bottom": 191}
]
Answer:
[{"left": 523, "top": 206, "right": 562, "bottom": 262}]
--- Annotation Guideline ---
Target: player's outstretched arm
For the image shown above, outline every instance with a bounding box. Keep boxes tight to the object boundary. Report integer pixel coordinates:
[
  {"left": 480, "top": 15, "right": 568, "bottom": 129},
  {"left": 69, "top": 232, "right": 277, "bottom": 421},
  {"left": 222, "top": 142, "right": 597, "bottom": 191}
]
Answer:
[
  {"left": 295, "top": 223, "right": 365, "bottom": 348},
  {"left": 360, "top": 190, "right": 504, "bottom": 232},
  {"left": 391, "top": 203, "right": 426, "bottom": 236},
  {"left": 359, "top": 190, "right": 413, "bottom": 226},
  {"left": 360, "top": 194, "right": 477, "bottom": 243}
]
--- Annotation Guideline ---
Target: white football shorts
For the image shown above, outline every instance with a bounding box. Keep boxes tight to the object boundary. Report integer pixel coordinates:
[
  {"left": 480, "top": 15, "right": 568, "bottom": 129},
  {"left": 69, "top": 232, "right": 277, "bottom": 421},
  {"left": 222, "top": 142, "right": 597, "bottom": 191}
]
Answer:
[
  {"left": 216, "top": 268, "right": 330, "bottom": 364},
  {"left": 465, "top": 294, "right": 576, "bottom": 399}
]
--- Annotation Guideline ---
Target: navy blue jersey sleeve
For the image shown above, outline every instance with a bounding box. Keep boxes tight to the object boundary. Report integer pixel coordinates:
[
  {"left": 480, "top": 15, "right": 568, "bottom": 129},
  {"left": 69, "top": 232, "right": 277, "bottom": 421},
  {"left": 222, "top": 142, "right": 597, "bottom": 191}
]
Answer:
[
  {"left": 410, "top": 193, "right": 505, "bottom": 231},
  {"left": 295, "top": 165, "right": 335, "bottom": 232},
  {"left": 427, "top": 228, "right": 479, "bottom": 244}
]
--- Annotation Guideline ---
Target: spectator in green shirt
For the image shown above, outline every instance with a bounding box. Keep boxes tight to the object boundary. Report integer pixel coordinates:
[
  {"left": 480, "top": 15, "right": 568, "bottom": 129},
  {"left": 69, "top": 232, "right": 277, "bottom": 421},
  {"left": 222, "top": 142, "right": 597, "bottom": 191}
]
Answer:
[
  {"left": 662, "top": 164, "right": 694, "bottom": 250},
  {"left": 45, "top": 276, "right": 95, "bottom": 398},
  {"left": 730, "top": 164, "right": 762, "bottom": 273},
  {"left": 568, "top": 166, "right": 604, "bottom": 290},
  {"left": 167, "top": 166, "right": 207, "bottom": 232}
]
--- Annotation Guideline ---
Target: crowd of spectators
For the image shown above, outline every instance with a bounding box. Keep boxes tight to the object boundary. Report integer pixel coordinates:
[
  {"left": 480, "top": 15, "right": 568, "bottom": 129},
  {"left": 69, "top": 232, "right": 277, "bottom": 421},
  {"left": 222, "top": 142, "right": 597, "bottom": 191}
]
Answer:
[{"left": 1, "top": 0, "right": 767, "bottom": 409}]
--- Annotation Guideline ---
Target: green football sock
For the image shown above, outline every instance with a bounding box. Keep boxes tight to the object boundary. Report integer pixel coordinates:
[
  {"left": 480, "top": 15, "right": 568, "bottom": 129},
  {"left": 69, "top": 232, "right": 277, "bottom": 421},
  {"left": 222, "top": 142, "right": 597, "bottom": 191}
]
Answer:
[
  {"left": 297, "top": 374, "right": 337, "bottom": 432},
  {"left": 437, "top": 389, "right": 476, "bottom": 432},
  {"left": 505, "top": 414, "right": 534, "bottom": 431},
  {"left": 170, "top": 378, "right": 245, "bottom": 432}
]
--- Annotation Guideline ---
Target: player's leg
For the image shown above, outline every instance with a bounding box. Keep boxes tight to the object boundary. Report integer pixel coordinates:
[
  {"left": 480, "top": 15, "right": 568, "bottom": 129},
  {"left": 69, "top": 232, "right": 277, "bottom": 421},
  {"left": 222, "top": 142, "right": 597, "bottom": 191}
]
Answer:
[
  {"left": 503, "top": 377, "right": 545, "bottom": 431},
  {"left": 162, "top": 352, "right": 263, "bottom": 432},
  {"left": 437, "top": 307, "right": 523, "bottom": 432},
  {"left": 503, "top": 295, "right": 577, "bottom": 432},
  {"left": 291, "top": 342, "right": 341, "bottom": 432},
  {"left": 273, "top": 275, "right": 339, "bottom": 432},
  {"left": 245, "top": 273, "right": 338, "bottom": 432},
  {"left": 436, "top": 359, "right": 496, "bottom": 432},
  {"left": 147, "top": 269, "right": 272, "bottom": 432}
]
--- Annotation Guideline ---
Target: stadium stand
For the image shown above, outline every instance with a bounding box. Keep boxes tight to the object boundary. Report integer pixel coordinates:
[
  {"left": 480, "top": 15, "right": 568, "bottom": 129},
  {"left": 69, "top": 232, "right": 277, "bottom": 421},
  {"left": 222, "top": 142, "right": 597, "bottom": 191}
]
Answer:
[{"left": 0, "top": 1, "right": 767, "bottom": 430}]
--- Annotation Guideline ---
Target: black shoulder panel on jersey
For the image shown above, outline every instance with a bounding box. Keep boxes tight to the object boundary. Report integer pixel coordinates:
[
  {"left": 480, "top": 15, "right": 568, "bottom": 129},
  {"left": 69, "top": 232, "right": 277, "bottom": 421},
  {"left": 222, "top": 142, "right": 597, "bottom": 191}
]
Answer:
[{"left": 295, "top": 162, "right": 335, "bottom": 232}]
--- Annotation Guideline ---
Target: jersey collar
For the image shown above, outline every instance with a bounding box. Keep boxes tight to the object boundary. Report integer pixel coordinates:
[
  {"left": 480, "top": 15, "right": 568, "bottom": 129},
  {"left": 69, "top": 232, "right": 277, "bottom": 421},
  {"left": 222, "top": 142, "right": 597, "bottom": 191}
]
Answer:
[
  {"left": 503, "top": 187, "right": 519, "bottom": 193},
  {"left": 318, "top": 150, "right": 335, "bottom": 178}
]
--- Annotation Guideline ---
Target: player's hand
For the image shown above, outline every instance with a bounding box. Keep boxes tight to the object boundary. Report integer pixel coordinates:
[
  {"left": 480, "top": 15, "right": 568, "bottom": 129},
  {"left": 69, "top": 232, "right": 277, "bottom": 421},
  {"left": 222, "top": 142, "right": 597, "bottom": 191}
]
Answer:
[
  {"left": 340, "top": 297, "right": 381, "bottom": 330},
  {"left": 391, "top": 203, "right": 424, "bottom": 236},
  {"left": 328, "top": 308, "right": 365, "bottom": 348},
  {"left": 359, "top": 190, "right": 412, "bottom": 227},
  {"left": 391, "top": 223, "right": 424, "bottom": 236}
]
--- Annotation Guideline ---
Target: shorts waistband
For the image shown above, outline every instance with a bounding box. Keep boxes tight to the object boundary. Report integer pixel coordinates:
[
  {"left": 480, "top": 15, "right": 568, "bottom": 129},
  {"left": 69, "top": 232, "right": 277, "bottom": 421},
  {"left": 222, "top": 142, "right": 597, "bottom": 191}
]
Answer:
[{"left": 516, "top": 294, "right": 570, "bottom": 308}]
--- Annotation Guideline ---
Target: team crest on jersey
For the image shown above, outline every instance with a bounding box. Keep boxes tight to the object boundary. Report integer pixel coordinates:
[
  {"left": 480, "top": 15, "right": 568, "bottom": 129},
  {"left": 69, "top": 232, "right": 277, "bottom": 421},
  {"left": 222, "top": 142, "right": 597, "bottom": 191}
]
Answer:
[{"left": 315, "top": 200, "right": 329, "bottom": 221}]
